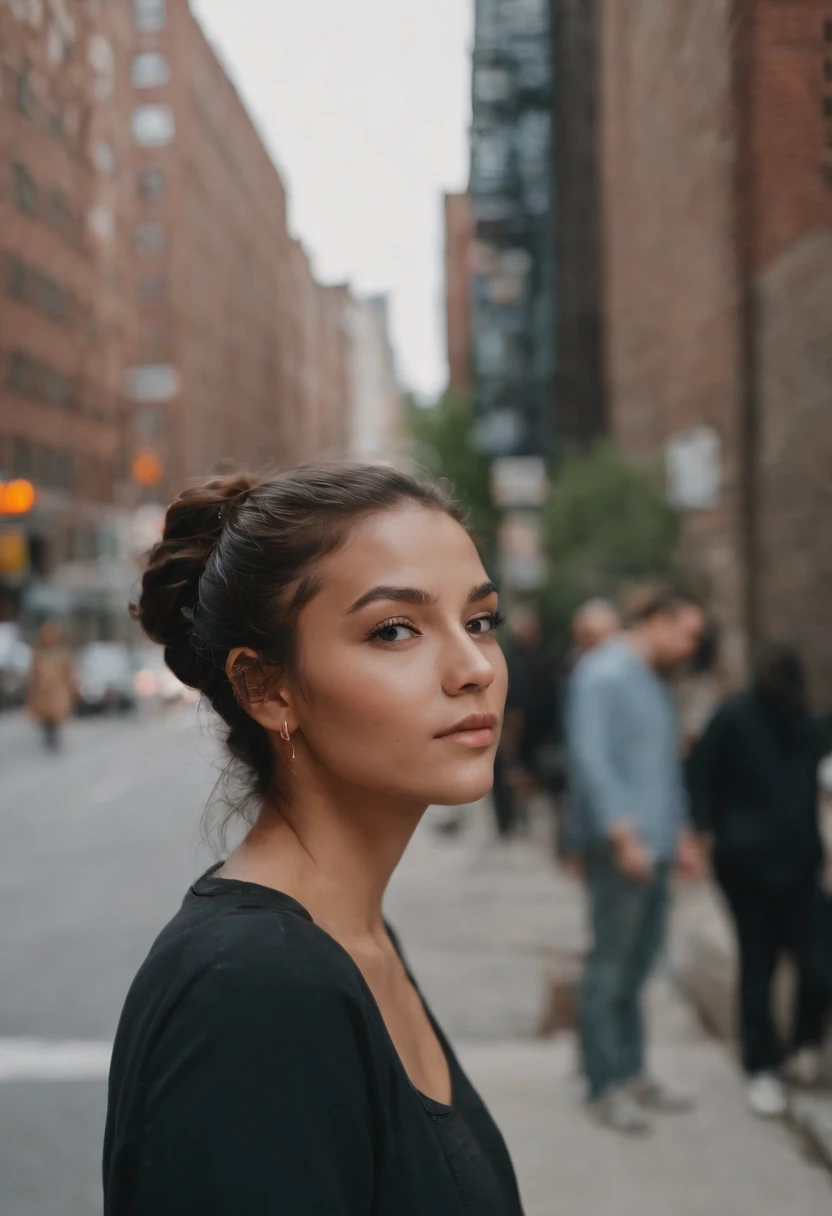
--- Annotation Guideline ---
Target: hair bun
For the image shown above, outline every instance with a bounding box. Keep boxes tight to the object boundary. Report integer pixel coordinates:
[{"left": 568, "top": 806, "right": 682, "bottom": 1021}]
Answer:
[{"left": 134, "top": 474, "right": 259, "bottom": 689}]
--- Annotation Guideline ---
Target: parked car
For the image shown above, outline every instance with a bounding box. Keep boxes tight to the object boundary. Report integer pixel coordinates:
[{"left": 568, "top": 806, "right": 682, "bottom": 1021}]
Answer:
[
  {"left": 132, "top": 644, "right": 193, "bottom": 707},
  {"left": 0, "top": 623, "right": 31, "bottom": 709},
  {"left": 76, "top": 643, "right": 137, "bottom": 715}
]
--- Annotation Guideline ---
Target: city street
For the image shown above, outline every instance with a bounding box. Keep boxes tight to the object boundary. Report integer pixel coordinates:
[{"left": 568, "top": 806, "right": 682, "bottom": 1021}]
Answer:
[{"left": 2, "top": 706, "right": 831, "bottom": 1215}]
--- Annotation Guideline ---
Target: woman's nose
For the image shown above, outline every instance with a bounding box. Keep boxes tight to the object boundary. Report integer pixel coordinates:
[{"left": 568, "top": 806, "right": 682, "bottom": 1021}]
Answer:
[{"left": 442, "top": 631, "right": 498, "bottom": 695}]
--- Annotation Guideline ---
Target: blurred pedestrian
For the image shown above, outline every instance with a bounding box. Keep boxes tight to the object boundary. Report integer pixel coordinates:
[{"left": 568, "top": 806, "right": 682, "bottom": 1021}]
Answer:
[
  {"left": 567, "top": 585, "right": 705, "bottom": 1135},
  {"left": 559, "top": 599, "right": 621, "bottom": 868},
  {"left": 566, "top": 598, "right": 622, "bottom": 676},
  {"left": 27, "top": 620, "right": 75, "bottom": 752},
  {"left": 689, "top": 642, "right": 831, "bottom": 1117},
  {"left": 492, "top": 605, "right": 559, "bottom": 840},
  {"left": 104, "top": 466, "right": 524, "bottom": 1215}
]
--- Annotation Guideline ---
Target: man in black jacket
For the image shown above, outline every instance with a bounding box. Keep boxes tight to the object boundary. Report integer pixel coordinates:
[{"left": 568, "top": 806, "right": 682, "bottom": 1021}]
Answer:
[{"left": 689, "top": 643, "right": 830, "bottom": 1117}]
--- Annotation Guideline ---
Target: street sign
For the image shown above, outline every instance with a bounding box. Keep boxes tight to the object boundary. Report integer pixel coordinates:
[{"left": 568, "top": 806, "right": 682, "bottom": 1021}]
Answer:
[
  {"left": 497, "top": 511, "right": 546, "bottom": 590},
  {"left": 666, "top": 427, "right": 721, "bottom": 510},
  {"left": 490, "top": 456, "right": 548, "bottom": 507}
]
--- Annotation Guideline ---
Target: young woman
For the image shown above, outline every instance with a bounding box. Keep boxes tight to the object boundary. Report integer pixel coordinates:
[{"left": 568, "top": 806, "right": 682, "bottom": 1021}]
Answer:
[{"left": 103, "top": 464, "right": 523, "bottom": 1215}]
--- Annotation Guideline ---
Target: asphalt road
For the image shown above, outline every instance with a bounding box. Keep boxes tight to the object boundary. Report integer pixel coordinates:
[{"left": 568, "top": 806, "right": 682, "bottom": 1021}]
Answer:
[{"left": 0, "top": 705, "right": 219, "bottom": 1216}]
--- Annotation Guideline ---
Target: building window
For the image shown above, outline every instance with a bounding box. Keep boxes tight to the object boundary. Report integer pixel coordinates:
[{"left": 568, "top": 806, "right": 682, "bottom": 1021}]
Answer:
[
  {"left": 40, "top": 277, "right": 70, "bottom": 324},
  {"left": 137, "top": 275, "right": 166, "bottom": 304},
  {"left": 7, "top": 258, "right": 29, "bottom": 302},
  {"left": 45, "top": 188, "right": 73, "bottom": 232},
  {"left": 16, "top": 69, "right": 34, "bottom": 117},
  {"left": 134, "top": 220, "right": 166, "bottom": 257},
  {"left": 12, "top": 162, "right": 38, "bottom": 214},
  {"left": 48, "top": 107, "right": 66, "bottom": 142},
  {"left": 7, "top": 351, "right": 72, "bottom": 408},
  {"left": 134, "top": 0, "right": 167, "bottom": 34},
  {"left": 826, "top": 19, "right": 832, "bottom": 43},
  {"left": 92, "top": 140, "right": 118, "bottom": 177},
  {"left": 9, "top": 352, "right": 31, "bottom": 392},
  {"left": 825, "top": 96, "right": 832, "bottom": 118},
  {"left": 131, "top": 104, "right": 175, "bottom": 147},
  {"left": 138, "top": 167, "right": 166, "bottom": 199},
  {"left": 12, "top": 438, "right": 33, "bottom": 479},
  {"left": 132, "top": 51, "right": 170, "bottom": 89}
]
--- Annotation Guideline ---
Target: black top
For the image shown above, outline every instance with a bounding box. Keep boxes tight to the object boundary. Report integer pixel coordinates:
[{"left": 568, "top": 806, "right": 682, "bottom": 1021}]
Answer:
[
  {"left": 103, "top": 866, "right": 523, "bottom": 1216},
  {"left": 688, "top": 689, "right": 825, "bottom": 886}
]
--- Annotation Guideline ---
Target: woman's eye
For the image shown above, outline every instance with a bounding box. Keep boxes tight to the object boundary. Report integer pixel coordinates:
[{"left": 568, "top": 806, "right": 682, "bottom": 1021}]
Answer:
[
  {"left": 373, "top": 623, "right": 418, "bottom": 644},
  {"left": 468, "top": 611, "right": 505, "bottom": 636}
]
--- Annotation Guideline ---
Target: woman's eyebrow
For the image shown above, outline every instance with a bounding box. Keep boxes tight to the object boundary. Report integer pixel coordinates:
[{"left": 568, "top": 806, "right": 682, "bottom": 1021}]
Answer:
[
  {"left": 347, "top": 586, "right": 437, "bottom": 614},
  {"left": 469, "top": 581, "right": 498, "bottom": 604},
  {"left": 347, "top": 580, "right": 498, "bottom": 615}
]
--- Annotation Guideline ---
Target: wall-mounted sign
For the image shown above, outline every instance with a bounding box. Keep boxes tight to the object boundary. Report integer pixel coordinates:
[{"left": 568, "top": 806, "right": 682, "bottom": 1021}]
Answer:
[
  {"left": 666, "top": 426, "right": 722, "bottom": 510},
  {"left": 126, "top": 364, "right": 179, "bottom": 403},
  {"left": 491, "top": 456, "right": 548, "bottom": 508}
]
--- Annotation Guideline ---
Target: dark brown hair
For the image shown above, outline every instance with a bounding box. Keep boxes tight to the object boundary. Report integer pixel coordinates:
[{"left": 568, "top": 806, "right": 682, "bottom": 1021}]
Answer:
[
  {"left": 134, "top": 463, "right": 464, "bottom": 810},
  {"left": 623, "top": 582, "right": 702, "bottom": 627}
]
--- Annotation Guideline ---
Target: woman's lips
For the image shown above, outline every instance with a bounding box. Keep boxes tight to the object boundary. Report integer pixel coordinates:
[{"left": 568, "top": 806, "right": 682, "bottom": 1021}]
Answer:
[{"left": 435, "top": 714, "right": 499, "bottom": 748}]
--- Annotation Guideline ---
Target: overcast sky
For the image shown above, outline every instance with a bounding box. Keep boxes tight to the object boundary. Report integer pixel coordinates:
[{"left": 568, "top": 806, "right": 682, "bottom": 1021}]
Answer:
[{"left": 190, "top": 0, "right": 473, "bottom": 398}]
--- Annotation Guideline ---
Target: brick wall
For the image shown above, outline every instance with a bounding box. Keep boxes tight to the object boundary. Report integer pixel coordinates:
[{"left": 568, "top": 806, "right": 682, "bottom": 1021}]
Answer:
[
  {"left": 599, "top": 0, "right": 749, "bottom": 680},
  {"left": 443, "top": 192, "right": 472, "bottom": 393},
  {"left": 752, "top": 0, "right": 832, "bottom": 704}
]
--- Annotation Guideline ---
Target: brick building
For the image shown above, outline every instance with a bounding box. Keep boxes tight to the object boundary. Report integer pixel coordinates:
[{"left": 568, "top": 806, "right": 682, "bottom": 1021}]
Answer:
[
  {"left": 125, "top": 0, "right": 356, "bottom": 496},
  {"left": 600, "top": 0, "right": 832, "bottom": 702},
  {"left": 0, "top": 0, "right": 136, "bottom": 625},
  {"left": 443, "top": 191, "right": 473, "bottom": 393}
]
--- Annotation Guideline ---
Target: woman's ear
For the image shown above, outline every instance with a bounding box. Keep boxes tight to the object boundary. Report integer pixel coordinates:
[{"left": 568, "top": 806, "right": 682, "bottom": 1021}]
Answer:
[{"left": 226, "top": 648, "right": 297, "bottom": 735}]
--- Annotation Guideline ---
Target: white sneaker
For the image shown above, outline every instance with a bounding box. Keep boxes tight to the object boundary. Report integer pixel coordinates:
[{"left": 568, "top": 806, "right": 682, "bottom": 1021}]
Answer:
[
  {"left": 783, "top": 1048, "right": 825, "bottom": 1089},
  {"left": 746, "top": 1073, "right": 788, "bottom": 1118},
  {"left": 629, "top": 1074, "right": 696, "bottom": 1113},
  {"left": 590, "top": 1088, "right": 652, "bottom": 1136}
]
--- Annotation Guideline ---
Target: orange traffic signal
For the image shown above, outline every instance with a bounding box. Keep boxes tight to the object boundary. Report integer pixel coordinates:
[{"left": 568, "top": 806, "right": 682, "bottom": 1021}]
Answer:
[
  {"left": 0, "top": 479, "right": 36, "bottom": 515},
  {"left": 131, "top": 451, "right": 164, "bottom": 487}
]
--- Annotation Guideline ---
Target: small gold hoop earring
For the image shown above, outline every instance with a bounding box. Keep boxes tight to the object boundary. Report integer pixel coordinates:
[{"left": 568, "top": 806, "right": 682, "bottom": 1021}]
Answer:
[{"left": 280, "top": 721, "right": 296, "bottom": 762}]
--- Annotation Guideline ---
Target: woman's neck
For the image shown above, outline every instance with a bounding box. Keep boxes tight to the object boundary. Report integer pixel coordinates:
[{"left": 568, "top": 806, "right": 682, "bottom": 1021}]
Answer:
[{"left": 221, "top": 775, "right": 426, "bottom": 942}]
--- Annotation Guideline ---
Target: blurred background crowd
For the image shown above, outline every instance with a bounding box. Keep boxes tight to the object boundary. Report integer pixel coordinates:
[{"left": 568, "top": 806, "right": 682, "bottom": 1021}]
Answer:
[{"left": 1, "top": 1, "right": 831, "bottom": 1213}]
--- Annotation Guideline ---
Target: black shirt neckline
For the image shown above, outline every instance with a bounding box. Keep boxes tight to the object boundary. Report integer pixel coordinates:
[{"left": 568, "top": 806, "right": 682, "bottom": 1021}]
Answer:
[
  {"left": 191, "top": 862, "right": 314, "bottom": 922},
  {"left": 189, "top": 862, "right": 455, "bottom": 1116}
]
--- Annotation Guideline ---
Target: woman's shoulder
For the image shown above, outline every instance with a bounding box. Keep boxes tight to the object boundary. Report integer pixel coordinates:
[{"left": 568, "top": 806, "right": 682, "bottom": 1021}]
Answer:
[{"left": 134, "top": 882, "right": 373, "bottom": 1032}]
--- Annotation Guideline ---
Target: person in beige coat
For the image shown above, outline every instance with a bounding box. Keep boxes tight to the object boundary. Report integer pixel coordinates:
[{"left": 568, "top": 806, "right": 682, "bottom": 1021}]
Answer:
[{"left": 27, "top": 621, "right": 76, "bottom": 750}]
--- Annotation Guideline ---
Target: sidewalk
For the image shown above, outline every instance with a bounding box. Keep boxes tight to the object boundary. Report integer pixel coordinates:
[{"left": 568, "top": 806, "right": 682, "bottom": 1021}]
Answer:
[{"left": 387, "top": 807, "right": 832, "bottom": 1215}]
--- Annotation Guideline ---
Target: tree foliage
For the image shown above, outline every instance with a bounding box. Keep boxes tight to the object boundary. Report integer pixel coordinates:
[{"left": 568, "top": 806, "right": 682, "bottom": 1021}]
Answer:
[
  {"left": 540, "top": 443, "right": 681, "bottom": 644},
  {"left": 405, "top": 391, "right": 498, "bottom": 557}
]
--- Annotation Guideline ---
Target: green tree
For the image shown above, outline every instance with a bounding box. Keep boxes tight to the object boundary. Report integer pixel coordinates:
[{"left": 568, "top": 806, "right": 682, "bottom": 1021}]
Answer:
[
  {"left": 540, "top": 443, "right": 681, "bottom": 645},
  {"left": 405, "top": 391, "right": 497, "bottom": 557}
]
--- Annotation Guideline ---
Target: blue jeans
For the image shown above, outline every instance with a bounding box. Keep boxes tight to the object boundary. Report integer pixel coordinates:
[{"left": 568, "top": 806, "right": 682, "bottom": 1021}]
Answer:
[{"left": 579, "top": 852, "right": 670, "bottom": 1100}]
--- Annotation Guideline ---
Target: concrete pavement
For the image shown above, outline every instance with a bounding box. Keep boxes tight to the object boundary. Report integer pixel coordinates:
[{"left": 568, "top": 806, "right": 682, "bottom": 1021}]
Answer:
[
  {"left": 0, "top": 708, "right": 830, "bottom": 1214},
  {"left": 388, "top": 809, "right": 832, "bottom": 1215}
]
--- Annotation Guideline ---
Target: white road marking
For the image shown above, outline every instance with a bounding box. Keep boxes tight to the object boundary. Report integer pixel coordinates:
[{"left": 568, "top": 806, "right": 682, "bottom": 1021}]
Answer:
[{"left": 0, "top": 1038, "right": 112, "bottom": 1082}]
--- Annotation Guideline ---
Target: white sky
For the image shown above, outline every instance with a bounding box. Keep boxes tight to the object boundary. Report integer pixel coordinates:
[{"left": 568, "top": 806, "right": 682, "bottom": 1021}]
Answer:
[{"left": 190, "top": 0, "right": 473, "bottom": 398}]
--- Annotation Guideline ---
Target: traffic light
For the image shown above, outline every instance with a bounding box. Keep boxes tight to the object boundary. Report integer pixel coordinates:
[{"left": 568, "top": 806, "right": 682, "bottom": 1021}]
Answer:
[{"left": 0, "top": 479, "right": 36, "bottom": 515}]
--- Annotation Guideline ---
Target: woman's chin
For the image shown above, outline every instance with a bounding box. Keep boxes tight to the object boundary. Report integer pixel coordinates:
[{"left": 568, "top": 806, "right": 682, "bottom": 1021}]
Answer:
[{"left": 426, "top": 768, "right": 495, "bottom": 809}]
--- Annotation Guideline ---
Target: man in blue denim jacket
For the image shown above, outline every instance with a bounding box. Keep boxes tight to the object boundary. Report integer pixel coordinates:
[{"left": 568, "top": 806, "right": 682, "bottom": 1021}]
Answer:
[{"left": 566, "top": 586, "right": 706, "bottom": 1134}]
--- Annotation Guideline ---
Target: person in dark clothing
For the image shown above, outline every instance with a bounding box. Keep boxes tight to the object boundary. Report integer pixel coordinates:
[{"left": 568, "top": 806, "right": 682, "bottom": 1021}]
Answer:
[
  {"left": 492, "top": 607, "right": 560, "bottom": 839},
  {"left": 689, "top": 642, "right": 830, "bottom": 1118},
  {"left": 104, "top": 465, "right": 523, "bottom": 1215}
]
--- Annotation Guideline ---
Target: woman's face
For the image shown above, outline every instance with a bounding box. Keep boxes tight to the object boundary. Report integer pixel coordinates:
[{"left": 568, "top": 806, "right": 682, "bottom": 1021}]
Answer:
[{"left": 289, "top": 505, "right": 507, "bottom": 809}]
